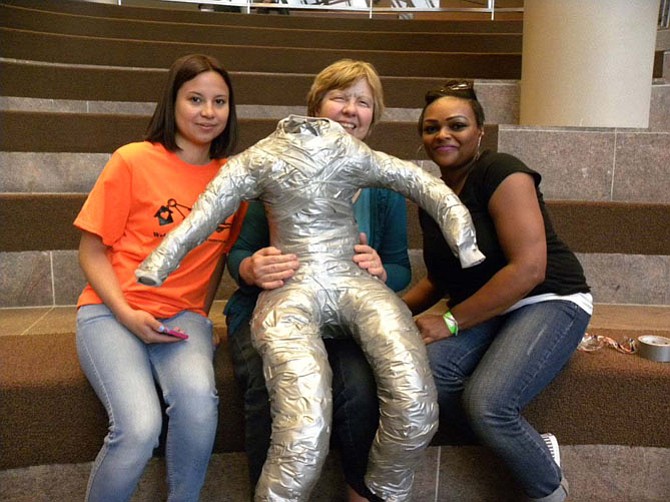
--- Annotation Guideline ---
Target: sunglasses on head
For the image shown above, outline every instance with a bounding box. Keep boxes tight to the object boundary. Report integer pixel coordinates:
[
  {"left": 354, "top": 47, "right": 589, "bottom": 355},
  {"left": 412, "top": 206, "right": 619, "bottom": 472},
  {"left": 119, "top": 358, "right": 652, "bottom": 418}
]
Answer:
[
  {"left": 425, "top": 80, "right": 477, "bottom": 103},
  {"left": 440, "top": 80, "right": 474, "bottom": 92}
]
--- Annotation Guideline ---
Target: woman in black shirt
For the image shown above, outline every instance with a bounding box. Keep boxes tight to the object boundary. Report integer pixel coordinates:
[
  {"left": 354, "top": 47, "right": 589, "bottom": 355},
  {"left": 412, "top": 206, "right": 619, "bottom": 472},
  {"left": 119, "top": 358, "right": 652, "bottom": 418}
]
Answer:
[{"left": 403, "top": 81, "right": 592, "bottom": 502}]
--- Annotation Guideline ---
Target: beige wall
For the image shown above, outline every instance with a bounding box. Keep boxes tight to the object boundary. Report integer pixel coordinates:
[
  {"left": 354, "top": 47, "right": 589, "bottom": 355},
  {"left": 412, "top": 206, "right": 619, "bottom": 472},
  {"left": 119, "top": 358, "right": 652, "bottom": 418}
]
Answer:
[{"left": 520, "top": 0, "right": 660, "bottom": 128}]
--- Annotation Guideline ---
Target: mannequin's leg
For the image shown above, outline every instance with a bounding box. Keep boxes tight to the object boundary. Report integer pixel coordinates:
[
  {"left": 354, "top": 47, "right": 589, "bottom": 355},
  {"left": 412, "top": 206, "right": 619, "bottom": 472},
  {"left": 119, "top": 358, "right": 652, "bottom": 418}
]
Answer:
[
  {"left": 342, "top": 280, "right": 438, "bottom": 501},
  {"left": 251, "top": 287, "right": 332, "bottom": 502}
]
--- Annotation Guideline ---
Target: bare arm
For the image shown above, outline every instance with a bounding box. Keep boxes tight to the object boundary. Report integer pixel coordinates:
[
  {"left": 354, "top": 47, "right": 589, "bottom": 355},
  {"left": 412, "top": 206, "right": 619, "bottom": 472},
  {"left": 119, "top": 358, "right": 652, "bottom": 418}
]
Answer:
[
  {"left": 203, "top": 252, "right": 227, "bottom": 315},
  {"left": 78, "top": 231, "right": 180, "bottom": 344},
  {"left": 416, "top": 173, "right": 547, "bottom": 344},
  {"left": 403, "top": 276, "right": 445, "bottom": 316}
]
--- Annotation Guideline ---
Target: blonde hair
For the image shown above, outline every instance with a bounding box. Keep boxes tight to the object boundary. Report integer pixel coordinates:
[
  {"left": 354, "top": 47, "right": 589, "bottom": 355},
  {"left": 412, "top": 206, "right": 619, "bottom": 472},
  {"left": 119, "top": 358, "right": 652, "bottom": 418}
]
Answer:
[{"left": 306, "top": 59, "right": 385, "bottom": 130}]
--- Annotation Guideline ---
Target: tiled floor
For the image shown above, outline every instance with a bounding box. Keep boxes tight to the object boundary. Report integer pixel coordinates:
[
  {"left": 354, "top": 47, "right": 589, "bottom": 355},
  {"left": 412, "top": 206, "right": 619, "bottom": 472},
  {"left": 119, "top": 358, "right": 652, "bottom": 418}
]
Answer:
[{"left": 2, "top": 300, "right": 669, "bottom": 338}]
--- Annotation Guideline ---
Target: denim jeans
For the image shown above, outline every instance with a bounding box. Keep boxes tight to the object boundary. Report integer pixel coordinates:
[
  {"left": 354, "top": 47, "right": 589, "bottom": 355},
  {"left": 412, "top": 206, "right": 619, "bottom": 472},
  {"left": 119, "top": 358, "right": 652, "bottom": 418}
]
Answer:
[
  {"left": 228, "top": 318, "right": 379, "bottom": 500},
  {"left": 76, "top": 304, "right": 219, "bottom": 502},
  {"left": 427, "top": 300, "right": 590, "bottom": 501}
]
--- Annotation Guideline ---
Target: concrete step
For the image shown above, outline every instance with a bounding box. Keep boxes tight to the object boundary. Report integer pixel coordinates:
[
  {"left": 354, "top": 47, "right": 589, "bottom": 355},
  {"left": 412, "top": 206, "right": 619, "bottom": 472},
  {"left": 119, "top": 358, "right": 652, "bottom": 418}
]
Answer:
[
  {"left": 0, "top": 3, "right": 524, "bottom": 53},
  {"left": 0, "top": 60, "right": 519, "bottom": 115},
  {"left": 0, "top": 110, "right": 498, "bottom": 158},
  {"left": 2, "top": 61, "right": 668, "bottom": 131},
  {"left": 4, "top": 194, "right": 670, "bottom": 256},
  {"left": 0, "top": 27, "right": 527, "bottom": 79},
  {"left": 2, "top": 194, "right": 669, "bottom": 307}
]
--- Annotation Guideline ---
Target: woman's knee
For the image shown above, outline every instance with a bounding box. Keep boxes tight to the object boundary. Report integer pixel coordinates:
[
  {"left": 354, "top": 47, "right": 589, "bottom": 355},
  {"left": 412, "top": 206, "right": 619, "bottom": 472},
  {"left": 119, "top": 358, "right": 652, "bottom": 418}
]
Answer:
[
  {"left": 428, "top": 355, "right": 467, "bottom": 399},
  {"left": 170, "top": 383, "right": 219, "bottom": 424},
  {"left": 112, "top": 409, "right": 163, "bottom": 453},
  {"left": 462, "top": 382, "right": 515, "bottom": 430}
]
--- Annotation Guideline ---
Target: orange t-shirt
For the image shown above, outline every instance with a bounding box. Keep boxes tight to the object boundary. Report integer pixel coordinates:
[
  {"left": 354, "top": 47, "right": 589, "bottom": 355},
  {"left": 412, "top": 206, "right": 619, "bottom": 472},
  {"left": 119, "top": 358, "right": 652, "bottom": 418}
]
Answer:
[{"left": 75, "top": 141, "right": 246, "bottom": 318}]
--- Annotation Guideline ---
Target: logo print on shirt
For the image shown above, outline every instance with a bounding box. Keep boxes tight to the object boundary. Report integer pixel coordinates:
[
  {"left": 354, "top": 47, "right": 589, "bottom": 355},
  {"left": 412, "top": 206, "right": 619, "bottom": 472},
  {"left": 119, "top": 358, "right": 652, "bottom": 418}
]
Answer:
[
  {"left": 155, "top": 205, "right": 174, "bottom": 225},
  {"left": 155, "top": 198, "right": 231, "bottom": 233}
]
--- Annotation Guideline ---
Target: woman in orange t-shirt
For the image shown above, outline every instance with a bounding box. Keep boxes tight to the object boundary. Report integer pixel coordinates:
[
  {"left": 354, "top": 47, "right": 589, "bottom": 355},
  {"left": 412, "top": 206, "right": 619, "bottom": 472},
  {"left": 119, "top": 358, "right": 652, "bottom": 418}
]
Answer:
[{"left": 74, "top": 54, "right": 244, "bottom": 502}]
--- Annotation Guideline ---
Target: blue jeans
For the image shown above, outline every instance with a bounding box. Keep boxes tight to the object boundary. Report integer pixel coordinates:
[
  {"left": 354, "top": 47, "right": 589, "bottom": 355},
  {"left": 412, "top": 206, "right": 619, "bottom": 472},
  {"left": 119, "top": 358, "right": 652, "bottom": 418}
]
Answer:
[
  {"left": 427, "top": 300, "right": 590, "bottom": 501},
  {"left": 228, "top": 318, "right": 379, "bottom": 500},
  {"left": 76, "top": 304, "right": 219, "bottom": 502}
]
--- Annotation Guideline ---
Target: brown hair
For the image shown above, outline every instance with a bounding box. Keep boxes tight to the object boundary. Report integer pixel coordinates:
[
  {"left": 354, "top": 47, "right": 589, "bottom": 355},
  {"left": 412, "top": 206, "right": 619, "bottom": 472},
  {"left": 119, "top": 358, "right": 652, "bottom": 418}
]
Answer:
[{"left": 145, "top": 54, "right": 238, "bottom": 158}]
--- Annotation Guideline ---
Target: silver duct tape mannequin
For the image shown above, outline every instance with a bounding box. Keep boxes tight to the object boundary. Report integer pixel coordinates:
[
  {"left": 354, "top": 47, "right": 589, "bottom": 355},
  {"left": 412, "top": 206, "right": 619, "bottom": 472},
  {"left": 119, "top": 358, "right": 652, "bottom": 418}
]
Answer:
[{"left": 136, "top": 116, "right": 485, "bottom": 501}]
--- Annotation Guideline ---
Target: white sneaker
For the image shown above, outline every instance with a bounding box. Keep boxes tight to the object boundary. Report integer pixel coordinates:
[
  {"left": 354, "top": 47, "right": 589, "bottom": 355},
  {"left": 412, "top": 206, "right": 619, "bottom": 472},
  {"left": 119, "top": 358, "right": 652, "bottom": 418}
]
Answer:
[{"left": 541, "top": 432, "right": 561, "bottom": 467}]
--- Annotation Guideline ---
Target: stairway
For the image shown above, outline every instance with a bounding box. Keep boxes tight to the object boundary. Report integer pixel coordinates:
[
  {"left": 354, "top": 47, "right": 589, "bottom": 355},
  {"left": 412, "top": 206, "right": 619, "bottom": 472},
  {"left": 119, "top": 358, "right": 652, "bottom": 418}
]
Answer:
[{"left": 2, "top": 2, "right": 670, "bottom": 501}]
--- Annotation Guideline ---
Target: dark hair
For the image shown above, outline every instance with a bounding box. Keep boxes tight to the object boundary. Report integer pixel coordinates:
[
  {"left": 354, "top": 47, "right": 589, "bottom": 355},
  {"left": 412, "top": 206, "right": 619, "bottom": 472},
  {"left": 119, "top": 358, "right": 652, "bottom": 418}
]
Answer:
[
  {"left": 145, "top": 54, "right": 238, "bottom": 158},
  {"left": 417, "top": 79, "right": 486, "bottom": 135}
]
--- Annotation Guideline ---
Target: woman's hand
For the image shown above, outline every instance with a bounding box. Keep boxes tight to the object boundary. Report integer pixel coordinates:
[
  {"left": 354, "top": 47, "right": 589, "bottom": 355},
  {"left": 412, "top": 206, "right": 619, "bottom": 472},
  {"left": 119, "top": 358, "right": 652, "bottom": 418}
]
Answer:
[
  {"left": 415, "top": 314, "right": 453, "bottom": 345},
  {"left": 353, "top": 232, "right": 387, "bottom": 283},
  {"left": 239, "top": 246, "right": 299, "bottom": 290},
  {"left": 79, "top": 231, "right": 182, "bottom": 344},
  {"left": 117, "top": 308, "right": 183, "bottom": 344}
]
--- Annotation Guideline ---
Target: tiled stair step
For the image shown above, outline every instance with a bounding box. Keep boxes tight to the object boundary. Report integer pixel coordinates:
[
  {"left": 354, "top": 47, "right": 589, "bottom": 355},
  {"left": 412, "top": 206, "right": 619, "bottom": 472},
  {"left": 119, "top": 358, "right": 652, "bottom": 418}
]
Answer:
[
  {"left": 0, "top": 60, "right": 515, "bottom": 112},
  {"left": 1, "top": 1, "right": 666, "bottom": 80},
  {"left": 0, "top": 4, "right": 524, "bottom": 53},
  {"left": 3, "top": 194, "right": 669, "bottom": 257},
  {"left": 4, "top": 192, "right": 667, "bottom": 306},
  {"left": 0, "top": 111, "right": 499, "bottom": 158},
  {"left": 3, "top": 62, "right": 667, "bottom": 134},
  {"left": 3, "top": 63, "right": 668, "bottom": 133},
  {"left": 1, "top": 0, "right": 525, "bottom": 33},
  {"left": 0, "top": 27, "right": 530, "bottom": 79}
]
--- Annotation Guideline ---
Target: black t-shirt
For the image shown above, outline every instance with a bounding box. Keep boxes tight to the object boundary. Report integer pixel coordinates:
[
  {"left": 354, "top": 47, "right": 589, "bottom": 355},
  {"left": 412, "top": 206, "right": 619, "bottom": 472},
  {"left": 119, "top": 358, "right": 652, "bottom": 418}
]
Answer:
[{"left": 420, "top": 150, "right": 590, "bottom": 307}]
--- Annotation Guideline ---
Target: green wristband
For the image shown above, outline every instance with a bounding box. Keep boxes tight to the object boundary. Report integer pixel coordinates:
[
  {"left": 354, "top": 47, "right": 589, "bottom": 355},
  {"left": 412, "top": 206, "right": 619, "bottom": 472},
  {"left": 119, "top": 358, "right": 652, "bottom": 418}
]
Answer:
[{"left": 443, "top": 310, "right": 459, "bottom": 337}]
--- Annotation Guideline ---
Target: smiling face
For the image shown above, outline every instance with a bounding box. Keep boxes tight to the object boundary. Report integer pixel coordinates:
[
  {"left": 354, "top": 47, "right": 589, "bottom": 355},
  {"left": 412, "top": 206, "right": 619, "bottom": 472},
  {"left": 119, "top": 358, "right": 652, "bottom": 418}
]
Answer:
[
  {"left": 316, "top": 78, "right": 375, "bottom": 141},
  {"left": 421, "top": 96, "right": 483, "bottom": 172},
  {"left": 174, "top": 70, "right": 230, "bottom": 164}
]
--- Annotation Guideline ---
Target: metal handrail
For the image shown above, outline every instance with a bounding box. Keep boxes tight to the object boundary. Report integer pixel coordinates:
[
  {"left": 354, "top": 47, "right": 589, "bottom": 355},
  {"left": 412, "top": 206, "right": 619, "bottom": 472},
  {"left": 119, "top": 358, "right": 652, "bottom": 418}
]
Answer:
[
  {"left": 128, "top": 0, "right": 670, "bottom": 26},
  {"left": 660, "top": 0, "right": 669, "bottom": 29},
  {"left": 157, "top": 0, "right": 523, "bottom": 20}
]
